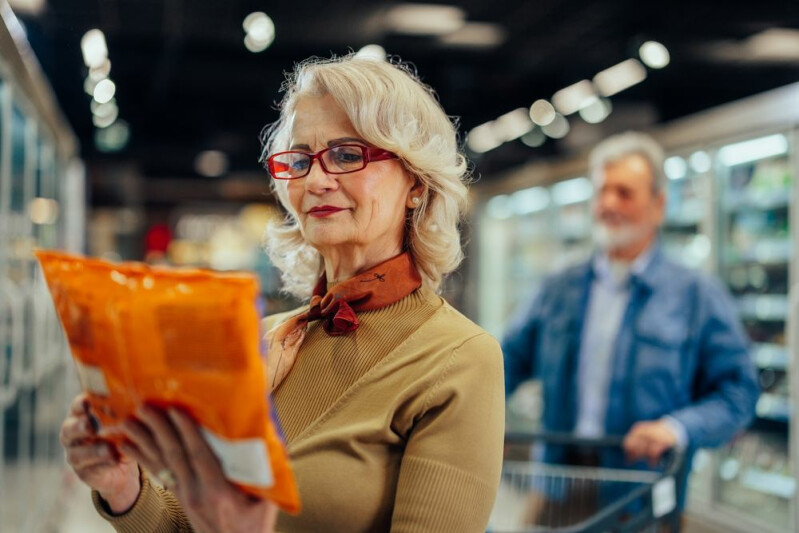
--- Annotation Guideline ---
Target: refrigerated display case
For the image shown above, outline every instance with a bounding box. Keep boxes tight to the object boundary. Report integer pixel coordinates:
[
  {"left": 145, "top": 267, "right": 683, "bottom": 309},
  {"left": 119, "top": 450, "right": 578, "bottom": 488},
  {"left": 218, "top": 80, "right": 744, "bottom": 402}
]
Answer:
[
  {"left": 0, "top": 9, "right": 82, "bottom": 531},
  {"left": 662, "top": 151, "right": 713, "bottom": 270},
  {"left": 710, "top": 131, "right": 794, "bottom": 531},
  {"left": 477, "top": 177, "right": 589, "bottom": 339}
]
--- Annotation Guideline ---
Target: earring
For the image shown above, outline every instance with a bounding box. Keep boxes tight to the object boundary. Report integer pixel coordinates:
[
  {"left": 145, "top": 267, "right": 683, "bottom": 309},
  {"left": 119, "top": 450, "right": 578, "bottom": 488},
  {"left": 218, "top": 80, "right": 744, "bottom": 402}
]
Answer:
[{"left": 411, "top": 197, "right": 420, "bottom": 205}]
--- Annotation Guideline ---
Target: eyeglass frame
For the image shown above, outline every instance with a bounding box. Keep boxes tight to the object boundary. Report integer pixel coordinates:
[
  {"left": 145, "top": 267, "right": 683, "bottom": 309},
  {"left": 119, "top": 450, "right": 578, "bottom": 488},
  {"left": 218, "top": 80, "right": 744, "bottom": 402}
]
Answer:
[{"left": 264, "top": 144, "right": 399, "bottom": 180}]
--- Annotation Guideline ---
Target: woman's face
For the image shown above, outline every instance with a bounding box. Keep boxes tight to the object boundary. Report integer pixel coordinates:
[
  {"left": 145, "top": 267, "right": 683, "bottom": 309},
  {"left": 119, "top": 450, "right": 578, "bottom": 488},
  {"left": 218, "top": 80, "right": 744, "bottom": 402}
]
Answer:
[{"left": 285, "top": 94, "right": 417, "bottom": 260}]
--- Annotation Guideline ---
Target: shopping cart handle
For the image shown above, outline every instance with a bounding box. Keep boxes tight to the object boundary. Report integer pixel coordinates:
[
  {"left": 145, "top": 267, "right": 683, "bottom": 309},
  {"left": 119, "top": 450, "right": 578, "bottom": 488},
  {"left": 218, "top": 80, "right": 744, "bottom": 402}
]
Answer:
[
  {"left": 504, "top": 430, "right": 626, "bottom": 448},
  {"left": 504, "top": 430, "right": 686, "bottom": 476}
]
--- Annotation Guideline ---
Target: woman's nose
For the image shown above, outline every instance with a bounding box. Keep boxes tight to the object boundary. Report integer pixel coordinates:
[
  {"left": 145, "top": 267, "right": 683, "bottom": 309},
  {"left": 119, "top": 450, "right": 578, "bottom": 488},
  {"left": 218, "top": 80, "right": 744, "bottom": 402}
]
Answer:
[{"left": 303, "top": 159, "right": 339, "bottom": 193}]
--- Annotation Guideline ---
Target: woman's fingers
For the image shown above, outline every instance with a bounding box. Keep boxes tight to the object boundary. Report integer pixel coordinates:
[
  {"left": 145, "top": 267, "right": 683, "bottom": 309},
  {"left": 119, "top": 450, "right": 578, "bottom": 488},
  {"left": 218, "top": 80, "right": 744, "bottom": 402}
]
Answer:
[
  {"left": 69, "top": 393, "right": 89, "bottom": 416},
  {"left": 60, "top": 414, "right": 93, "bottom": 446},
  {"left": 122, "top": 417, "right": 162, "bottom": 467},
  {"left": 134, "top": 406, "right": 196, "bottom": 491},
  {"left": 168, "top": 408, "right": 226, "bottom": 486},
  {"left": 66, "top": 441, "right": 115, "bottom": 470}
]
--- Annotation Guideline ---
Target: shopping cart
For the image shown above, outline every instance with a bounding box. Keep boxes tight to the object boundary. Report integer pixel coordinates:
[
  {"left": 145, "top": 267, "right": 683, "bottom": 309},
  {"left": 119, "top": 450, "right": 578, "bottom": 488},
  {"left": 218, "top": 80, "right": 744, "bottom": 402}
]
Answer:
[{"left": 488, "top": 431, "right": 686, "bottom": 533}]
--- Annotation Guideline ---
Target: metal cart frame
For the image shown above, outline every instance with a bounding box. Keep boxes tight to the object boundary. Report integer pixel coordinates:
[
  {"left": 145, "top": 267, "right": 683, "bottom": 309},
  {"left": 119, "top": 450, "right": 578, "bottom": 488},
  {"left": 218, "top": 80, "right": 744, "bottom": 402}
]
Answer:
[{"left": 490, "top": 431, "right": 687, "bottom": 533}]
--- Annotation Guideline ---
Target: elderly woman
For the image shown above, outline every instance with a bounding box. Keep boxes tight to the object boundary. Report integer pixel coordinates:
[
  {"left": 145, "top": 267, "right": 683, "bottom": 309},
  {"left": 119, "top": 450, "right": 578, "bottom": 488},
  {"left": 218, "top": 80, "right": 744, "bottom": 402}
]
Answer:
[{"left": 59, "top": 55, "right": 505, "bottom": 533}]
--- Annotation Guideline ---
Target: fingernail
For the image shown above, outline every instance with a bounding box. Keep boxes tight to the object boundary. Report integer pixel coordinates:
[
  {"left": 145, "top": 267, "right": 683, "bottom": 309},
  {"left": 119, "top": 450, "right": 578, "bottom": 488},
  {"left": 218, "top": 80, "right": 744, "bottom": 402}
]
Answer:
[{"left": 88, "top": 414, "right": 100, "bottom": 433}]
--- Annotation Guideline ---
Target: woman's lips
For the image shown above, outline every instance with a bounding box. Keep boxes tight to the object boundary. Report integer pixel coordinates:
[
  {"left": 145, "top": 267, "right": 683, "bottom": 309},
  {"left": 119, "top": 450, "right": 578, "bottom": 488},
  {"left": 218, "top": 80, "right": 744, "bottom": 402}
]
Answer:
[{"left": 307, "top": 206, "right": 346, "bottom": 218}]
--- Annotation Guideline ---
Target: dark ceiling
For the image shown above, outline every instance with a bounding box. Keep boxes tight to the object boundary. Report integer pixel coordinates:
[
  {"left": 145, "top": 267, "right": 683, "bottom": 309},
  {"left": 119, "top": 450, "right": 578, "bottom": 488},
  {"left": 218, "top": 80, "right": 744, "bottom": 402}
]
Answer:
[{"left": 20, "top": 0, "right": 799, "bottom": 206}]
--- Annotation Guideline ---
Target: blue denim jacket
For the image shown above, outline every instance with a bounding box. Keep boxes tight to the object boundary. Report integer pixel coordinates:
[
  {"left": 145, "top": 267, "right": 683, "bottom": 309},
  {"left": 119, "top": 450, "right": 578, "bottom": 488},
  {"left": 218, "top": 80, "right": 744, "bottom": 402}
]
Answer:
[{"left": 502, "top": 247, "right": 760, "bottom": 502}]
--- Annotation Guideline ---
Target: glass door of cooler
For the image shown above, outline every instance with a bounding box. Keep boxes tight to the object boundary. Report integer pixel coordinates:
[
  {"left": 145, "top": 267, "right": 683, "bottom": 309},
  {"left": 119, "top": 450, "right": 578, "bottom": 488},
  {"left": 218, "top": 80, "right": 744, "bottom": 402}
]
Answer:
[
  {"left": 550, "top": 177, "right": 594, "bottom": 269},
  {"left": 662, "top": 151, "right": 713, "bottom": 270},
  {"left": 478, "top": 186, "right": 555, "bottom": 339},
  {"left": 713, "top": 132, "right": 794, "bottom": 531}
]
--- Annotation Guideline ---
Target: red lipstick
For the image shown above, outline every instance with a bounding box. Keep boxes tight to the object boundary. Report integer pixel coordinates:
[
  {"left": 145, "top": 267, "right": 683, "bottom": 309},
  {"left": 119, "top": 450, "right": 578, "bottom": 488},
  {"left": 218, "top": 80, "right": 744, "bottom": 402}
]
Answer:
[{"left": 307, "top": 205, "right": 346, "bottom": 218}]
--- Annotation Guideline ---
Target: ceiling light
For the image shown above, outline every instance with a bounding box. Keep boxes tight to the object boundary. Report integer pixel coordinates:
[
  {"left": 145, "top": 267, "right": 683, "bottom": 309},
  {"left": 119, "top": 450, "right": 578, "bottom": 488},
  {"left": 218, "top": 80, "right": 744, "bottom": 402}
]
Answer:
[
  {"left": 243, "top": 12, "right": 275, "bottom": 52},
  {"left": 81, "top": 29, "right": 108, "bottom": 69},
  {"left": 248, "top": 15, "right": 275, "bottom": 44},
  {"left": 664, "top": 156, "right": 687, "bottom": 180},
  {"left": 89, "top": 58, "right": 111, "bottom": 81},
  {"left": 552, "top": 177, "right": 593, "bottom": 205},
  {"left": 385, "top": 4, "right": 465, "bottom": 36},
  {"left": 578, "top": 97, "right": 612, "bottom": 124},
  {"left": 92, "top": 106, "right": 119, "bottom": 128},
  {"left": 521, "top": 127, "right": 546, "bottom": 148},
  {"left": 438, "top": 22, "right": 506, "bottom": 47},
  {"left": 552, "top": 80, "right": 596, "bottom": 116},
  {"left": 593, "top": 58, "right": 647, "bottom": 97},
  {"left": 91, "top": 98, "right": 117, "bottom": 117},
  {"left": 93, "top": 79, "right": 115, "bottom": 104},
  {"left": 639, "top": 41, "right": 670, "bottom": 69},
  {"left": 511, "top": 187, "right": 550, "bottom": 215},
  {"left": 529, "top": 99, "right": 556, "bottom": 126},
  {"left": 466, "top": 122, "right": 503, "bottom": 153},
  {"left": 745, "top": 28, "right": 799, "bottom": 61},
  {"left": 243, "top": 12, "right": 266, "bottom": 33},
  {"left": 494, "top": 108, "right": 534, "bottom": 142},
  {"left": 194, "top": 150, "right": 229, "bottom": 178},
  {"left": 718, "top": 134, "right": 789, "bottom": 166},
  {"left": 689, "top": 151, "right": 711, "bottom": 173},
  {"left": 355, "top": 44, "right": 387, "bottom": 61},
  {"left": 244, "top": 34, "right": 270, "bottom": 53},
  {"left": 84, "top": 75, "right": 98, "bottom": 96},
  {"left": 541, "top": 113, "right": 570, "bottom": 139},
  {"left": 95, "top": 120, "right": 130, "bottom": 152}
]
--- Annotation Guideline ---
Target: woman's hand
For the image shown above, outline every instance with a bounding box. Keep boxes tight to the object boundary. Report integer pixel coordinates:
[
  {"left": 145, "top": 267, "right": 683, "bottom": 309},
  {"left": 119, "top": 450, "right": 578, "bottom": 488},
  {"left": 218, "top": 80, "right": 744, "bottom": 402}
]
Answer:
[
  {"left": 120, "top": 405, "right": 278, "bottom": 533},
  {"left": 59, "top": 393, "right": 141, "bottom": 513}
]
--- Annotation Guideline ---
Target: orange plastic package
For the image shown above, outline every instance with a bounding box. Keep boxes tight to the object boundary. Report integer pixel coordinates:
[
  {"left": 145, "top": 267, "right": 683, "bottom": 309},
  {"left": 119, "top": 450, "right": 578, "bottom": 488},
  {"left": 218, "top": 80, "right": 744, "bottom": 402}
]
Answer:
[{"left": 35, "top": 249, "right": 300, "bottom": 514}]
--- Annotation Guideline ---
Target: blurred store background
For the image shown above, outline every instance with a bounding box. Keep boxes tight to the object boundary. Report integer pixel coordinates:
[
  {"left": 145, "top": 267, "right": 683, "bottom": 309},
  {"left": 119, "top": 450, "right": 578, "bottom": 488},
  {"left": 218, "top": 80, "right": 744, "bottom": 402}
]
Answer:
[{"left": 0, "top": 0, "right": 798, "bottom": 531}]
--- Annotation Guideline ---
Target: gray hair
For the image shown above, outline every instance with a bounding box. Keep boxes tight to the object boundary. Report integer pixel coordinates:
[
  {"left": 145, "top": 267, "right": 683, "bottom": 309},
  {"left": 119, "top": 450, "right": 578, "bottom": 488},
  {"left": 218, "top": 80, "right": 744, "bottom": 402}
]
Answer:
[{"left": 588, "top": 131, "right": 666, "bottom": 193}]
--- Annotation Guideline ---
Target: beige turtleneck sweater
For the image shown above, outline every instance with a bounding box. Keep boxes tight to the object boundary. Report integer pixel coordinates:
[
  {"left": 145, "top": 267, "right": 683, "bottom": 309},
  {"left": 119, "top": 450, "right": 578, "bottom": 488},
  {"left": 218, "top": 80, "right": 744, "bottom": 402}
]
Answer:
[{"left": 93, "top": 288, "right": 505, "bottom": 532}]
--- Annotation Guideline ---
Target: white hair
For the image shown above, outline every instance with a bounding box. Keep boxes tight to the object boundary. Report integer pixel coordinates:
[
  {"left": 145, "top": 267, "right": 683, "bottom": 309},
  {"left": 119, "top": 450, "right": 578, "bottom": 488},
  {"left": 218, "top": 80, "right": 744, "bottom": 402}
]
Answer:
[
  {"left": 589, "top": 131, "right": 666, "bottom": 192},
  {"left": 260, "top": 54, "right": 470, "bottom": 300}
]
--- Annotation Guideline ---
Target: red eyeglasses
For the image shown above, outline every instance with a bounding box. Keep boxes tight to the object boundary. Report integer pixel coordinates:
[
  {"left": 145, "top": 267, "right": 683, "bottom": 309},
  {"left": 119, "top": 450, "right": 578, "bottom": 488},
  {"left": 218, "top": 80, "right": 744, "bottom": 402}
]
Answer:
[{"left": 265, "top": 144, "right": 398, "bottom": 180}]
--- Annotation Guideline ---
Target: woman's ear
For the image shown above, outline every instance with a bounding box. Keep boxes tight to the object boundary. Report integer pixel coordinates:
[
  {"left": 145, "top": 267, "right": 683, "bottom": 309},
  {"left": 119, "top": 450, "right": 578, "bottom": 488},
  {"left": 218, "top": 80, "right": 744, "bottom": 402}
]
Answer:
[{"left": 406, "top": 181, "right": 427, "bottom": 209}]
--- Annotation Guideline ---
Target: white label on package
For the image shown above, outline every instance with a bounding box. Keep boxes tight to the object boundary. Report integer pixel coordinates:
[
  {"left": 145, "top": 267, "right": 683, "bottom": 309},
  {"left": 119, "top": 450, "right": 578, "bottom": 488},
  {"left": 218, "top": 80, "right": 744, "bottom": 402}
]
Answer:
[
  {"left": 75, "top": 361, "right": 110, "bottom": 396},
  {"left": 652, "top": 476, "right": 676, "bottom": 518},
  {"left": 201, "top": 428, "right": 274, "bottom": 488}
]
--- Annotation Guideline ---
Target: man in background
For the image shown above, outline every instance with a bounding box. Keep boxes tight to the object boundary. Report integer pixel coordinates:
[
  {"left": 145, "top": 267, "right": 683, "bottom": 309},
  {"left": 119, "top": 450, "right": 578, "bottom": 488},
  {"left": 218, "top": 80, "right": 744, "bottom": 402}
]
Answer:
[{"left": 502, "top": 131, "right": 759, "bottom": 514}]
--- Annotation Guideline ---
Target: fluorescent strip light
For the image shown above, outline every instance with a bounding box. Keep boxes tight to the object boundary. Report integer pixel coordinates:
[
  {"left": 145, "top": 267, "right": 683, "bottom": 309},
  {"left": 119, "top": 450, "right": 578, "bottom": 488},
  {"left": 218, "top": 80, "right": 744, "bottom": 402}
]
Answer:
[
  {"left": 552, "top": 177, "right": 593, "bottom": 205},
  {"left": 552, "top": 80, "right": 597, "bottom": 116},
  {"left": 486, "top": 194, "right": 513, "bottom": 219},
  {"left": 467, "top": 122, "right": 503, "bottom": 153},
  {"left": 718, "top": 134, "right": 789, "bottom": 166},
  {"left": 385, "top": 4, "right": 465, "bottom": 36},
  {"left": 512, "top": 187, "right": 550, "bottom": 215},
  {"left": 439, "top": 22, "right": 506, "bottom": 47},
  {"left": 593, "top": 59, "right": 647, "bottom": 97},
  {"left": 494, "top": 108, "right": 534, "bottom": 142},
  {"left": 664, "top": 156, "right": 687, "bottom": 180}
]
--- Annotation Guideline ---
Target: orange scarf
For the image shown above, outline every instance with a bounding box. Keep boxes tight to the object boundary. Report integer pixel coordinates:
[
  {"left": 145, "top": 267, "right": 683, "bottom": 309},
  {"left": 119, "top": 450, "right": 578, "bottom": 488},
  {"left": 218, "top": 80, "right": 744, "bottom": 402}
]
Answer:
[{"left": 265, "top": 252, "right": 422, "bottom": 392}]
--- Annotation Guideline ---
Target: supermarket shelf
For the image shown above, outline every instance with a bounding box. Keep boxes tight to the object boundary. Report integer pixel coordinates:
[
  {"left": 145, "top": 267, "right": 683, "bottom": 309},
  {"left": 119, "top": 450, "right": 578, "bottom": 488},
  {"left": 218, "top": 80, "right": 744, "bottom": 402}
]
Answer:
[
  {"left": 726, "top": 191, "right": 790, "bottom": 212},
  {"left": 737, "top": 294, "right": 789, "bottom": 322},
  {"left": 752, "top": 343, "right": 789, "bottom": 370},
  {"left": 739, "top": 468, "right": 796, "bottom": 499},
  {"left": 756, "top": 393, "right": 790, "bottom": 423},
  {"left": 724, "top": 239, "right": 791, "bottom": 265}
]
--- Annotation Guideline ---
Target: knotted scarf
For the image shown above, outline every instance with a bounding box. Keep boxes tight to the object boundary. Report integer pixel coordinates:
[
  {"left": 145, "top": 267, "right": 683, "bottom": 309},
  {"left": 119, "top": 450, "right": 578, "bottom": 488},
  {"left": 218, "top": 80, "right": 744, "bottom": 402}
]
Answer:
[{"left": 265, "top": 252, "right": 422, "bottom": 392}]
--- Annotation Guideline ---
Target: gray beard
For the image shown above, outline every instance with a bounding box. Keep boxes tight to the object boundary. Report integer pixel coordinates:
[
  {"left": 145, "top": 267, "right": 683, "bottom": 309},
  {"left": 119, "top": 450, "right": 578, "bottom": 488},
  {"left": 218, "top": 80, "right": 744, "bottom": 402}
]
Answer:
[{"left": 592, "top": 222, "right": 649, "bottom": 252}]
